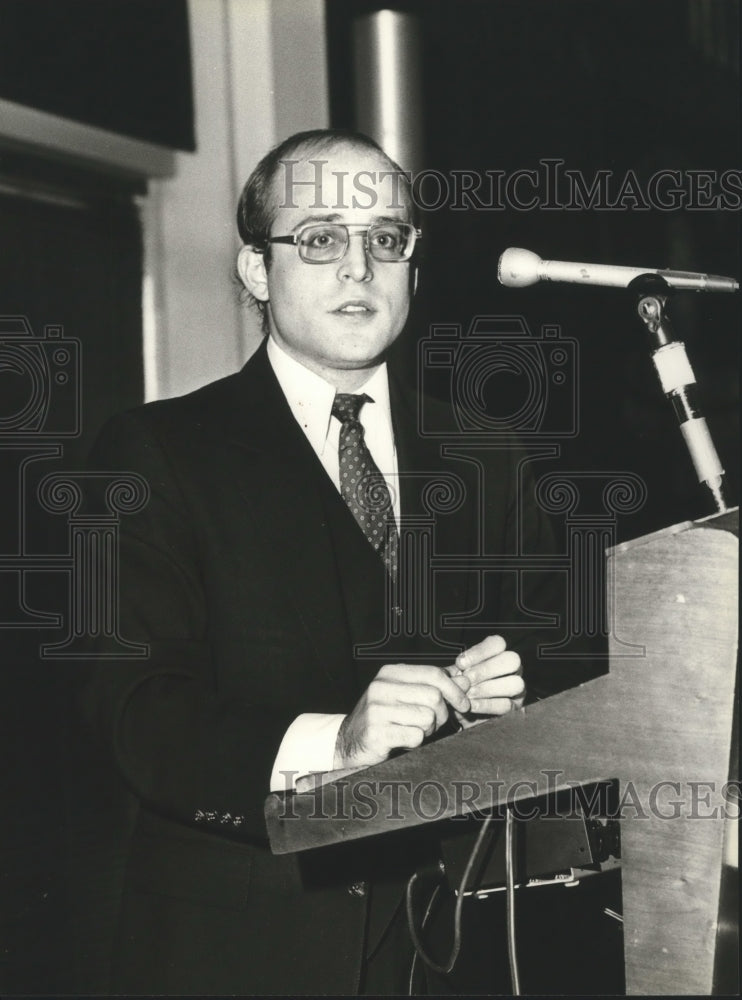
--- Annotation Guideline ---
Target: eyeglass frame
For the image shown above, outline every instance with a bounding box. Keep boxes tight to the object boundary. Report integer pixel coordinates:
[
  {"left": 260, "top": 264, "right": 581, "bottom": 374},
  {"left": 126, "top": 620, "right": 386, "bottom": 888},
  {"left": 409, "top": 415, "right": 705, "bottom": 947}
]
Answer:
[{"left": 256, "top": 221, "right": 422, "bottom": 264}]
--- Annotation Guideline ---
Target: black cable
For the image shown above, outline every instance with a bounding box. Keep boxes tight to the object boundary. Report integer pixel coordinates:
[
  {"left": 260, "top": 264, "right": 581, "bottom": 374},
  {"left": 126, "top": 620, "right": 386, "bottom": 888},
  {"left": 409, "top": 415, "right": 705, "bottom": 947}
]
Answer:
[
  {"left": 407, "top": 882, "right": 442, "bottom": 995},
  {"left": 405, "top": 812, "right": 494, "bottom": 976},
  {"left": 505, "top": 805, "right": 521, "bottom": 995}
]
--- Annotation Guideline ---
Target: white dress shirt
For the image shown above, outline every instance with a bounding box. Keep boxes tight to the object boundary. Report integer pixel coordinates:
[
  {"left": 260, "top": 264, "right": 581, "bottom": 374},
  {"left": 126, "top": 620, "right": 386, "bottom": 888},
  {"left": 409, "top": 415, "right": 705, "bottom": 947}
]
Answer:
[{"left": 266, "top": 335, "right": 400, "bottom": 791}]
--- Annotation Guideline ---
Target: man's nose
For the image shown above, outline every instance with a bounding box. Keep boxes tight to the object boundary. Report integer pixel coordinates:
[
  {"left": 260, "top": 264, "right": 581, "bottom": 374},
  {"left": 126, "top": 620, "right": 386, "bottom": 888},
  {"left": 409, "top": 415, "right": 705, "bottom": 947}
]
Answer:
[{"left": 338, "top": 233, "right": 372, "bottom": 282}]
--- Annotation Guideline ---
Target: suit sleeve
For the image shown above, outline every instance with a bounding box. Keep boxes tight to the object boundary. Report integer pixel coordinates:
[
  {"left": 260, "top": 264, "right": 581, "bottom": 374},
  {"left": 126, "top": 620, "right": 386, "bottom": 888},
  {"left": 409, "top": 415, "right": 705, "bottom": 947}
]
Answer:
[{"left": 79, "top": 411, "right": 298, "bottom": 843}]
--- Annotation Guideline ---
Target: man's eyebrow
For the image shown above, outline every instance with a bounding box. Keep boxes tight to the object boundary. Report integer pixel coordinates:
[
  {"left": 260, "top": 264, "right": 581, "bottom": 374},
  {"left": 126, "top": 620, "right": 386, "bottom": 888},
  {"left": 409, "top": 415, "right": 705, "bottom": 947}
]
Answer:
[
  {"left": 373, "top": 214, "right": 411, "bottom": 225},
  {"left": 289, "top": 213, "right": 343, "bottom": 232},
  {"left": 287, "top": 213, "right": 410, "bottom": 233}
]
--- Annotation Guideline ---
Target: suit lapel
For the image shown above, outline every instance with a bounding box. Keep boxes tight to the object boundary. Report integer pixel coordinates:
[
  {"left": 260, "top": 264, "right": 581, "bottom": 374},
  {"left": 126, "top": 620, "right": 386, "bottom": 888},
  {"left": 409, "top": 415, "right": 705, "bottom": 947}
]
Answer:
[{"left": 223, "top": 344, "right": 357, "bottom": 699}]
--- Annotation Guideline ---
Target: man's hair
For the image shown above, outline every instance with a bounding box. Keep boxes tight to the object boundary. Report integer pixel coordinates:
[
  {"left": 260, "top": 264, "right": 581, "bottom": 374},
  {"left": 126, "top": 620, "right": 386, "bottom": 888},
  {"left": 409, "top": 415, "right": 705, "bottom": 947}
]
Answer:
[{"left": 236, "top": 128, "right": 415, "bottom": 330}]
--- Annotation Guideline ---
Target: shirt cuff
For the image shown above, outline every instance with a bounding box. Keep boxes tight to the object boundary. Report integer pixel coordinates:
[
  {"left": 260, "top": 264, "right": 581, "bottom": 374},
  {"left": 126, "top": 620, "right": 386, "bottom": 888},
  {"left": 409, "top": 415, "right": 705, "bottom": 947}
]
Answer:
[{"left": 269, "top": 713, "right": 346, "bottom": 792}]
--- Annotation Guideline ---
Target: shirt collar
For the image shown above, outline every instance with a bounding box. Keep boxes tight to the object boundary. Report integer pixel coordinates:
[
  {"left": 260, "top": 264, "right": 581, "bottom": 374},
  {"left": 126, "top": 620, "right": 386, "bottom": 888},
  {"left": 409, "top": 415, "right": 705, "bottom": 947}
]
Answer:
[{"left": 266, "top": 335, "right": 391, "bottom": 456}]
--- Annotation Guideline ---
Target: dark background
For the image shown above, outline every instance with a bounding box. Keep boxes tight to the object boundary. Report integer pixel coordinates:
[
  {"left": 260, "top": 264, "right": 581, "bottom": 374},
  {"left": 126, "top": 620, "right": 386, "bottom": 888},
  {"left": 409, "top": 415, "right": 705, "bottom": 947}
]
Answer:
[
  {"left": 0, "top": 3, "right": 188, "bottom": 991},
  {"left": 0, "top": 0, "right": 194, "bottom": 150},
  {"left": 329, "top": 0, "right": 740, "bottom": 539},
  {"left": 0, "top": 0, "right": 739, "bottom": 993}
]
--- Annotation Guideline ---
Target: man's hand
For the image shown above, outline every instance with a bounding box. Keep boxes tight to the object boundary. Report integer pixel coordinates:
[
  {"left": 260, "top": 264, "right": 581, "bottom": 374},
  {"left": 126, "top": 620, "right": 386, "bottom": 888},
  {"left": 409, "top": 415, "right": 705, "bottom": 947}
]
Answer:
[
  {"left": 334, "top": 664, "right": 471, "bottom": 769},
  {"left": 449, "top": 634, "right": 524, "bottom": 728}
]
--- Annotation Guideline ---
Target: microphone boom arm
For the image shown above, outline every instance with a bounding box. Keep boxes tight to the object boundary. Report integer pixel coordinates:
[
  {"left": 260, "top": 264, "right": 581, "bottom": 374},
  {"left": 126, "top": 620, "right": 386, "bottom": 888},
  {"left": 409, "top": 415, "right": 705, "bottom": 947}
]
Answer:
[{"left": 496, "top": 249, "right": 733, "bottom": 515}]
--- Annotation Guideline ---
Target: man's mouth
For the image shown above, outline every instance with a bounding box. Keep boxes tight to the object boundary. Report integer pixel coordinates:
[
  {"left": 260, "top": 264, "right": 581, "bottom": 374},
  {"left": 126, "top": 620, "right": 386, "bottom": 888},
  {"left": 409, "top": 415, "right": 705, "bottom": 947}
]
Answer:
[{"left": 333, "top": 301, "right": 376, "bottom": 315}]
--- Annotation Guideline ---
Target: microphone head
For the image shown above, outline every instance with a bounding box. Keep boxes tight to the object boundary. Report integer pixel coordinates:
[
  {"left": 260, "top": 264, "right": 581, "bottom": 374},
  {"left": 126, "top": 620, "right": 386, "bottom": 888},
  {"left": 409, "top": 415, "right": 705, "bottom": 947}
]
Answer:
[{"left": 497, "top": 247, "right": 543, "bottom": 287}]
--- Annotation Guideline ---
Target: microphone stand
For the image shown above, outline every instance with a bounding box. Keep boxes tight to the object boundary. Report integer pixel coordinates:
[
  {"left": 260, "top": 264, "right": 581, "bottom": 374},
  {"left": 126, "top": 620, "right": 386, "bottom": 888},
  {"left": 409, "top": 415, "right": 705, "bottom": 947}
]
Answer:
[{"left": 629, "top": 274, "right": 728, "bottom": 514}]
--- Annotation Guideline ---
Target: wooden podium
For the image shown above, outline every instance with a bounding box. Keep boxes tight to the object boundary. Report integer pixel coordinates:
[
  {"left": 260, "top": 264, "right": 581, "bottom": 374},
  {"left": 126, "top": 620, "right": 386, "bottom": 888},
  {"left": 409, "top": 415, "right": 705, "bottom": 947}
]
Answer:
[{"left": 265, "top": 511, "right": 738, "bottom": 995}]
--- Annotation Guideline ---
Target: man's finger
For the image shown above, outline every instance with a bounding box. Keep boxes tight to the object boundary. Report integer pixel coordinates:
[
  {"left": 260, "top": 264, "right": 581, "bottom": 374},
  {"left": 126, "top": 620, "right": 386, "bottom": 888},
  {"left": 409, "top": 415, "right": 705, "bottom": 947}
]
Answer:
[
  {"left": 368, "top": 701, "right": 439, "bottom": 736},
  {"left": 455, "top": 634, "right": 507, "bottom": 670},
  {"left": 368, "top": 683, "right": 448, "bottom": 730},
  {"left": 446, "top": 663, "right": 472, "bottom": 694},
  {"left": 378, "top": 664, "right": 471, "bottom": 713},
  {"left": 468, "top": 673, "right": 525, "bottom": 701},
  {"left": 464, "top": 650, "right": 522, "bottom": 686},
  {"left": 363, "top": 710, "right": 435, "bottom": 756},
  {"left": 468, "top": 696, "right": 517, "bottom": 716}
]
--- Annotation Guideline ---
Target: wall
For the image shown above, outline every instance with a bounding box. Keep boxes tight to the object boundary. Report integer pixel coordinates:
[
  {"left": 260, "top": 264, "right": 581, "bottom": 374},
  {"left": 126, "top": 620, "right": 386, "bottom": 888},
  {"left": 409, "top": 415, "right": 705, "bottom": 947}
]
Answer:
[{"left": 144, "top": 0, "right": 329, "bottom": 400}]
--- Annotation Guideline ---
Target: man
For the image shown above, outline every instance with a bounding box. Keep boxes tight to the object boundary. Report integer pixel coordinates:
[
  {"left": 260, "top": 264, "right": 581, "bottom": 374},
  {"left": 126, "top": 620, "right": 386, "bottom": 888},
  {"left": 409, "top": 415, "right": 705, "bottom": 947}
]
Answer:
[{"left": 82, "top": 129, "right": 591, "bottom": 994}]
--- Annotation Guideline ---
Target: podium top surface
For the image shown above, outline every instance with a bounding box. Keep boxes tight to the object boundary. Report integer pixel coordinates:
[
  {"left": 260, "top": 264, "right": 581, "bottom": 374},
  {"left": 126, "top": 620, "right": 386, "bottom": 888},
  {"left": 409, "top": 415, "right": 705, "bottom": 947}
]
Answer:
[{"left": 610, "top": 506, "right": 738, "bottom": 555}]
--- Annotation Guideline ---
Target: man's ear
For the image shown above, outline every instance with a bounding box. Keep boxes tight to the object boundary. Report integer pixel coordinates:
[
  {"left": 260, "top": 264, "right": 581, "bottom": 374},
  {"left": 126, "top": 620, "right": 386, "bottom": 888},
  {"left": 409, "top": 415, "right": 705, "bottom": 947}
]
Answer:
[{"left": 237, "top": 245, "right": 270, "bottom": 302}]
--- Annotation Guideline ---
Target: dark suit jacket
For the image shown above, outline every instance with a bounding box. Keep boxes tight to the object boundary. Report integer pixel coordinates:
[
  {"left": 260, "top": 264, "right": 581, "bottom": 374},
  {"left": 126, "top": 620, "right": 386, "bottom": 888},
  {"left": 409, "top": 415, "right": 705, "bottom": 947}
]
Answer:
[{"left": 81, "top": 340, "right": 595, "bottom": 994}]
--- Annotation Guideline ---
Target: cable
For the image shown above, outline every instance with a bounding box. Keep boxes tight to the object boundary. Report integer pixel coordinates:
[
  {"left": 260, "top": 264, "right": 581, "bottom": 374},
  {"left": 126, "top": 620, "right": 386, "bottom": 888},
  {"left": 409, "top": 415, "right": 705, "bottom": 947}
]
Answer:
[
  {"left": 405, "top": 812, "right": 494, "bottom": 976},
  {"left": 505, "top": 805, "right": 521, "bottom": 995},
  {"left": 407, "top": 883, "right": 441, "bottom": 994}
]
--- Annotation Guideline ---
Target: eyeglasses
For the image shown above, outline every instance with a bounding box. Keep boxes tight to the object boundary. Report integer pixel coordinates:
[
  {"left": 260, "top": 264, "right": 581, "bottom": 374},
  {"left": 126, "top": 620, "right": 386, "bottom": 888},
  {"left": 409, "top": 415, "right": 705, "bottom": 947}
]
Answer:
[{"left": 263, "top": 222, "right": 421, "bottom": 264}]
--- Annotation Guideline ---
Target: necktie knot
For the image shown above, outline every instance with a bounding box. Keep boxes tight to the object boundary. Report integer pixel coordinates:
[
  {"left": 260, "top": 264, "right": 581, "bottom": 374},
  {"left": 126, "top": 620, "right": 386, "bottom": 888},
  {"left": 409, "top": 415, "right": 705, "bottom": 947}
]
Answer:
[{"left": 332, "top": 392, "right": 372, "bottom": 425}]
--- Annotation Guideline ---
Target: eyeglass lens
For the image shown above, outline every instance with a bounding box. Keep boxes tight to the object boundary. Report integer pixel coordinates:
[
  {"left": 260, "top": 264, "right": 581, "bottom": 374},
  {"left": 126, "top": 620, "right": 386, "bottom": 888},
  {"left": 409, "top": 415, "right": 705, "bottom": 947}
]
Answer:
[{"left": 297, "top": 223, "right": 414, "bottom": 262}]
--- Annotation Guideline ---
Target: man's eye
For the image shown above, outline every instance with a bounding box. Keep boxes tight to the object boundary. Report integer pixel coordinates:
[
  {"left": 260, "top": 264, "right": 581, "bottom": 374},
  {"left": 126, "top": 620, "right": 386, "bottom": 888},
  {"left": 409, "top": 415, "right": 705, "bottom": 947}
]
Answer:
[
  {"left": 305, "top": 229, "right": 338, "bottom": 249},
  {"left": 370, "top": 227, "right": 401, "bottom": 249}
]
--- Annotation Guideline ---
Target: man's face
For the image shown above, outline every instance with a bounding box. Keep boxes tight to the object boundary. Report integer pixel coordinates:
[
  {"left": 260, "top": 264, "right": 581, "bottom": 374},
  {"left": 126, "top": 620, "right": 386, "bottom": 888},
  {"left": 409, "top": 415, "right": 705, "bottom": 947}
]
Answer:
[{"left": 251, "top": 143, "right": 414, "bottom": 384}]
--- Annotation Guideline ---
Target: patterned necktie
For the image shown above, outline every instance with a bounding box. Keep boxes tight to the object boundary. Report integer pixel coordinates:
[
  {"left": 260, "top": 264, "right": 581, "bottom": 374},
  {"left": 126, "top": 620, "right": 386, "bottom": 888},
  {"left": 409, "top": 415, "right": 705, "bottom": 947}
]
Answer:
[{"left": 331, "top": 393, "right": 399, "bottom": 578}]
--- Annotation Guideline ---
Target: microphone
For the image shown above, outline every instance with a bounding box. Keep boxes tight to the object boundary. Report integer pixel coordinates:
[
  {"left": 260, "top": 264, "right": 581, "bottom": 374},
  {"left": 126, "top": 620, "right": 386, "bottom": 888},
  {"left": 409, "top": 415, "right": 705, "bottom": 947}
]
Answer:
[{"left": 498, "top": 247, "right": 739, "bottom": 293}]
